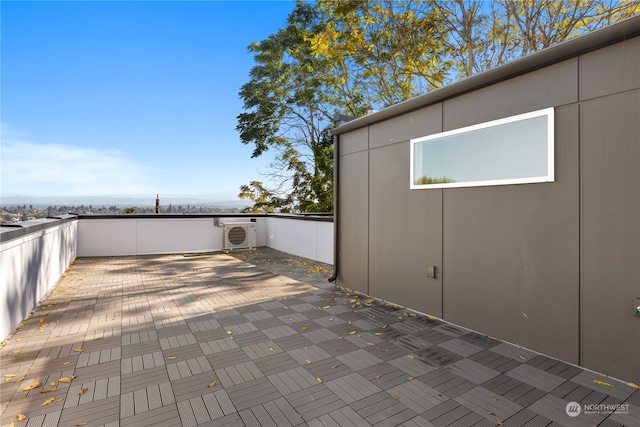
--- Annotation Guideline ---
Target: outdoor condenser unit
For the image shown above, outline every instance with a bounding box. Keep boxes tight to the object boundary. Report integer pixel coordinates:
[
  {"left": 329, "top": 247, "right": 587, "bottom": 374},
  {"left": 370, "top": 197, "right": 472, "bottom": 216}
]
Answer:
[{"left": 222, "top": 222, "right": 256, "bottom": 249}]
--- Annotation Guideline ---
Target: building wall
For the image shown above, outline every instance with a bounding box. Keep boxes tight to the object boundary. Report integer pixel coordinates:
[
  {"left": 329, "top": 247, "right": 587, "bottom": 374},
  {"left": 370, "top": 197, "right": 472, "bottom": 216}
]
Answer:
[{"left": 336, "top": 34, "right": 639, "bottom": 381}]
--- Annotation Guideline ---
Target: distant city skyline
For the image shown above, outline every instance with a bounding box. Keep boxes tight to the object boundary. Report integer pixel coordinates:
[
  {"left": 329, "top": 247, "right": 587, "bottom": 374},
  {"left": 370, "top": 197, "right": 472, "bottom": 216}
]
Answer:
[{"left": 1, "top": 1, "right": 296, "bottom": 202}]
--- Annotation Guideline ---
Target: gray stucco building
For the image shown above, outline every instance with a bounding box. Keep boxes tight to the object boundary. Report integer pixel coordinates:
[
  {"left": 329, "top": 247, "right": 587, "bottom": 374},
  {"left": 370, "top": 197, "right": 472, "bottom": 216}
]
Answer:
[{"left": 332, "top": 16, "right": 640, "bottom": 382}]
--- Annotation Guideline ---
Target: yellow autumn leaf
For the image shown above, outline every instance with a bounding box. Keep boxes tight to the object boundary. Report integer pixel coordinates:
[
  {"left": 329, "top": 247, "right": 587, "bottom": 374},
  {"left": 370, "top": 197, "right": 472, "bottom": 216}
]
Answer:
[
  {"left": 408, "top": 355, "right": 415, "bottom": 359},
  {"left": 49, "top": 382, "right": 56, "bottom": 387},
  {"left": 208, "top": 380, "right": 217, "bottom": 387},
  {"left": 58, "top": 377, "right": 72, "bottom": 383},
  {"left": 331, "top": 364, "right": 339, "bottom": 369},
  {"left": 349, "top": 331, "right": 357, "bottom": 335},
  {"left": 593, "top": 379, "right": 613, "bottom": 387},
  {"left": 305, "top": 359, "right": 312, "bottom": 364},
  {"left": 316, "top": 377, "right": 322, "bottom": 383},
  {"left": 322, "top": 306, "right": 330, "bottom": 309},
  {"left": 4, "top": 374, "right": 16, "bottom": 379},
  {"left": 269, "top": 348, "right": 275, "bottom": 353},
  {"left": 367, "top": 342, "right": 374, "bottom": 346},
  {"left": 41, "top": 397, "right": 55, "bottom": 406},
  {"left": 391, "top": 394, "right": 399, "bottom": 400},
  {"left": 12, "top": 349, "right": 24, "bottom": 354},
  {"left": 300, "top": 326, "right": 308, "bottom": 331},
  {"left": 226, "top": 331, "right": 233, "bottom": 335},
  {"left": 407, "top": 376, "right": 415, "bottom": 381},
  {"left": 167, "top": 356, "right": 177, "bottom": 360},
  {"left": 17, "top": 414, "right": 27, "bottom": 421},
  {"left": 78, "top": 388, "right": 88, "bottom": 395},
  {"left": 374, "top": 374, "right": 383, "bottom": 379},
  {"left": 73, "top": 349, "right": 84, "bottom": 353},
  {"left": 76, "top": 423, "right": 88, "bottom": 426},
  {"left": 40, "top": 388, "right": 59, "bottom": 393},
  {"left": 374, "top": 332, "right": 383, "bottom": 336},
  {"left": 19, "top": 381, "right": 42, "bottom": 392}
]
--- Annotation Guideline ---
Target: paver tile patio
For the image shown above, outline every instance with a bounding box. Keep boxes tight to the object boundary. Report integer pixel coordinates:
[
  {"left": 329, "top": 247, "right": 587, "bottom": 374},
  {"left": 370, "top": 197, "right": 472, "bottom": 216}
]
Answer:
[{"left": 1, "top": 248, "right": 638, "bottom": 426}]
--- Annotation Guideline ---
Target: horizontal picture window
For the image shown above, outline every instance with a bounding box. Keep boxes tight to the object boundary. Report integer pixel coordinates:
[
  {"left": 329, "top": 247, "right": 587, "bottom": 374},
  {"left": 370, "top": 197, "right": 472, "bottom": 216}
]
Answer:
[{"left": 410, "top": 108, "right": 554, "bottom": 189}]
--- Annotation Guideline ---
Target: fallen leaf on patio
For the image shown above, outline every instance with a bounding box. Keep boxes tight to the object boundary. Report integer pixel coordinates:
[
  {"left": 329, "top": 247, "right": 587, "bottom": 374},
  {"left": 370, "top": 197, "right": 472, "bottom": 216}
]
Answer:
[
  {"left": 349, "top": 331, "right": 357, "bottom": 335},
  {"left": 77, "top": 388, "right": 88, "bottom": 395},
  {"left": 305, "top": 359, "right": 312, "bottom": 364},
  {"left": 58, "top": 377, "right": 73, "bottom": 383},
  {"left": 488, "top": 411, "right": 496, "bottom": 415},
  {"left": 407, "top": 355, "right": 414, "bottom": 359},
  {"left": 374, "top": 374, "right": 383, "bottom": 379},
  {"left": 19, "top": 381, "right": 42, "bottom": 392},
  {"left": 628, "top": 382, "right": 640, "bottom": 389},
  {"left": 167, "top": 356, "right": 177, "bottom": 360},
  {"left": 12, "top": 349, "right": 24, "bottom": 354},
  {"left": 40, "top": 388, "right": 59, "bottom": 393},
  {"left": 494, "top": 421, "right": 503, "bottom": 426},
  {"left": 76, "top": 422, "right": 88, "bottom": 426},
  {"left": 433, "top": 367, "right": 440, "bottom": 371},
  {"left": 56, "top": 397, "right": 64, "bottom": 402},
  {"left": 331, "top": 364, "right": 339, "bottom": 369},
  {"left": 593, "top": 379, "right": 613, "bottom": 387},
  {"left": 226, "top": 331, "right": 233, "bottom": 335},
  {"left": 4, "top": 374, "right": 16, "bottom": 379},
  {"left": 9, "top": 422, "right": 15, "bottom": 427},
  {"left": 64, "top": 362, "right": 70, "bottom": 365},
  {"left": 391, "top": 394, "right": 398, "bottom": 400},
  {"left": 322, "top": 306, "right": 330, "bottom": 309},
  {"left": 73, "top": 349, "right": 84, "bottom": 353},
  {"left": 269, "top": 348, "right": 275, "bottom": 353},
  {"left": 41, "top": 397, "right": 55, "bottom": 406},
  {"left": 300, "top": 326, "right": 308, "bottom": 331},
  {"left": 374, "top": 332, "right": 383, "bottom": 336},
  {"left": 17, "top": 414, "right": 27, "bottom": 421},
  {"left": 367, "top": 342, "right": 374, "bottom": 346},
  {"left": 316, "top": 377, "right": 322, "bottom": 383},
  {"left": 208, "top": 381, "right": 217, "bottom": 387},
  {"left": 407, "top": 376, "right": 415, "bottom": 381}
]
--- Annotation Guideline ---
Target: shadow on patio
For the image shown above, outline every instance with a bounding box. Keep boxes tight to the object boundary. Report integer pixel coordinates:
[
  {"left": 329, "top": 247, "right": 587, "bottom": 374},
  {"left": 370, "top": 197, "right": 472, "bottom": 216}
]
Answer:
[{"left": 1, "top": 248, "right": 638, "bottom": 427}]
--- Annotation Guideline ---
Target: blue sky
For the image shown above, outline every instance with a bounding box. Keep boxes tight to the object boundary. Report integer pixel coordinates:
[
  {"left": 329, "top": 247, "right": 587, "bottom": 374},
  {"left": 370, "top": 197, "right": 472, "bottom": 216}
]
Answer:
[{"left": 1, "top": 0, "right": 296, "bottom": 202}]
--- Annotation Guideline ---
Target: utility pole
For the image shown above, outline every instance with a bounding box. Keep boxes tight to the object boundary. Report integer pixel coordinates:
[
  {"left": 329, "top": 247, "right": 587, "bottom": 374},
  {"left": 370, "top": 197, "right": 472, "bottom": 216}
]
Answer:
[{"left": 155, "top": 194, "right": 160, "bottom": 214}]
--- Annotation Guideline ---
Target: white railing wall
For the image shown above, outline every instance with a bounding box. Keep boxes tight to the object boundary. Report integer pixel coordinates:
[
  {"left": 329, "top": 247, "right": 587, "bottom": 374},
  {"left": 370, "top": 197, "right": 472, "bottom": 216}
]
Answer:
[
  {"left": 0, "top": 219, "right": 78, "bottom": 340},
  {"left": 77, "top": 217, "right": 268, "bottom": 256},
  {"left": 265, "top": 217, "right": 333, "bottom": 265}
]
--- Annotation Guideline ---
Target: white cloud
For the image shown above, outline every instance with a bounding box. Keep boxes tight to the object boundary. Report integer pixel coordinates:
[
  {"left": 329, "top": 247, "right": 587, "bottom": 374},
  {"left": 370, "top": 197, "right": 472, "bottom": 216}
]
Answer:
[{"left": 1, "top": 130, "right": 157, "bottom": 197}]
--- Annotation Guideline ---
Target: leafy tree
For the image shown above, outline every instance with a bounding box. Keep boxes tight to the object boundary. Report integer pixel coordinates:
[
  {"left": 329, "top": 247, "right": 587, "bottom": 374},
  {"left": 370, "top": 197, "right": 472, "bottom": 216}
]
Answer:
[
  {"left": 238, "top": 0, "right": 639, "bottom": 212},
  {"left": 237, "top": 1, "right": 339, "bottom": 212}
]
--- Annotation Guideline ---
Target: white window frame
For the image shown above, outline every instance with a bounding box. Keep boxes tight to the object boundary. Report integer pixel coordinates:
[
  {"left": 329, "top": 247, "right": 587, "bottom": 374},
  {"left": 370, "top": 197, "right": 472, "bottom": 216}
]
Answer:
[{"left": 410, "top": 107, "right": 554, "bottom": 189}]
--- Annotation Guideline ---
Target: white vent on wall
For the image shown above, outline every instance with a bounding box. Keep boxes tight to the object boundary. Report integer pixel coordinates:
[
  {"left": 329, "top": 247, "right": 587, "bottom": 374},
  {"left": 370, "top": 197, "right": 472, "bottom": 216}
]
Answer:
[{"left": 223, "top": 222, "right": 256, "bottom": 249}]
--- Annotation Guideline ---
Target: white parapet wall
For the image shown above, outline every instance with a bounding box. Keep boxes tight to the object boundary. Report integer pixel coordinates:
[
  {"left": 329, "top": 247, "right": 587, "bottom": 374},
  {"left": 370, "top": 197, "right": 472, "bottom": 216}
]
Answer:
[
  {"left": 264, "top": 216, "right": 333, "bottom": 265},
  {"left": 77, "top": 216, "right": 268, "bottom": 257},
  {"left": 77, "top": 215, "right": 333, "bottom": 264},
  {"left": 0, "top": 218, "right": 78, "bottom": 340}
]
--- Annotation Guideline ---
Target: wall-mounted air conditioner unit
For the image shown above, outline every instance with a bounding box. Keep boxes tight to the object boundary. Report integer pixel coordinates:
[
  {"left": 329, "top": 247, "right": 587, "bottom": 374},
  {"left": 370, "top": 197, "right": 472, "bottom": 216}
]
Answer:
[{"left": 223, "top": 222, "right": 256, "bottom": 249}]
